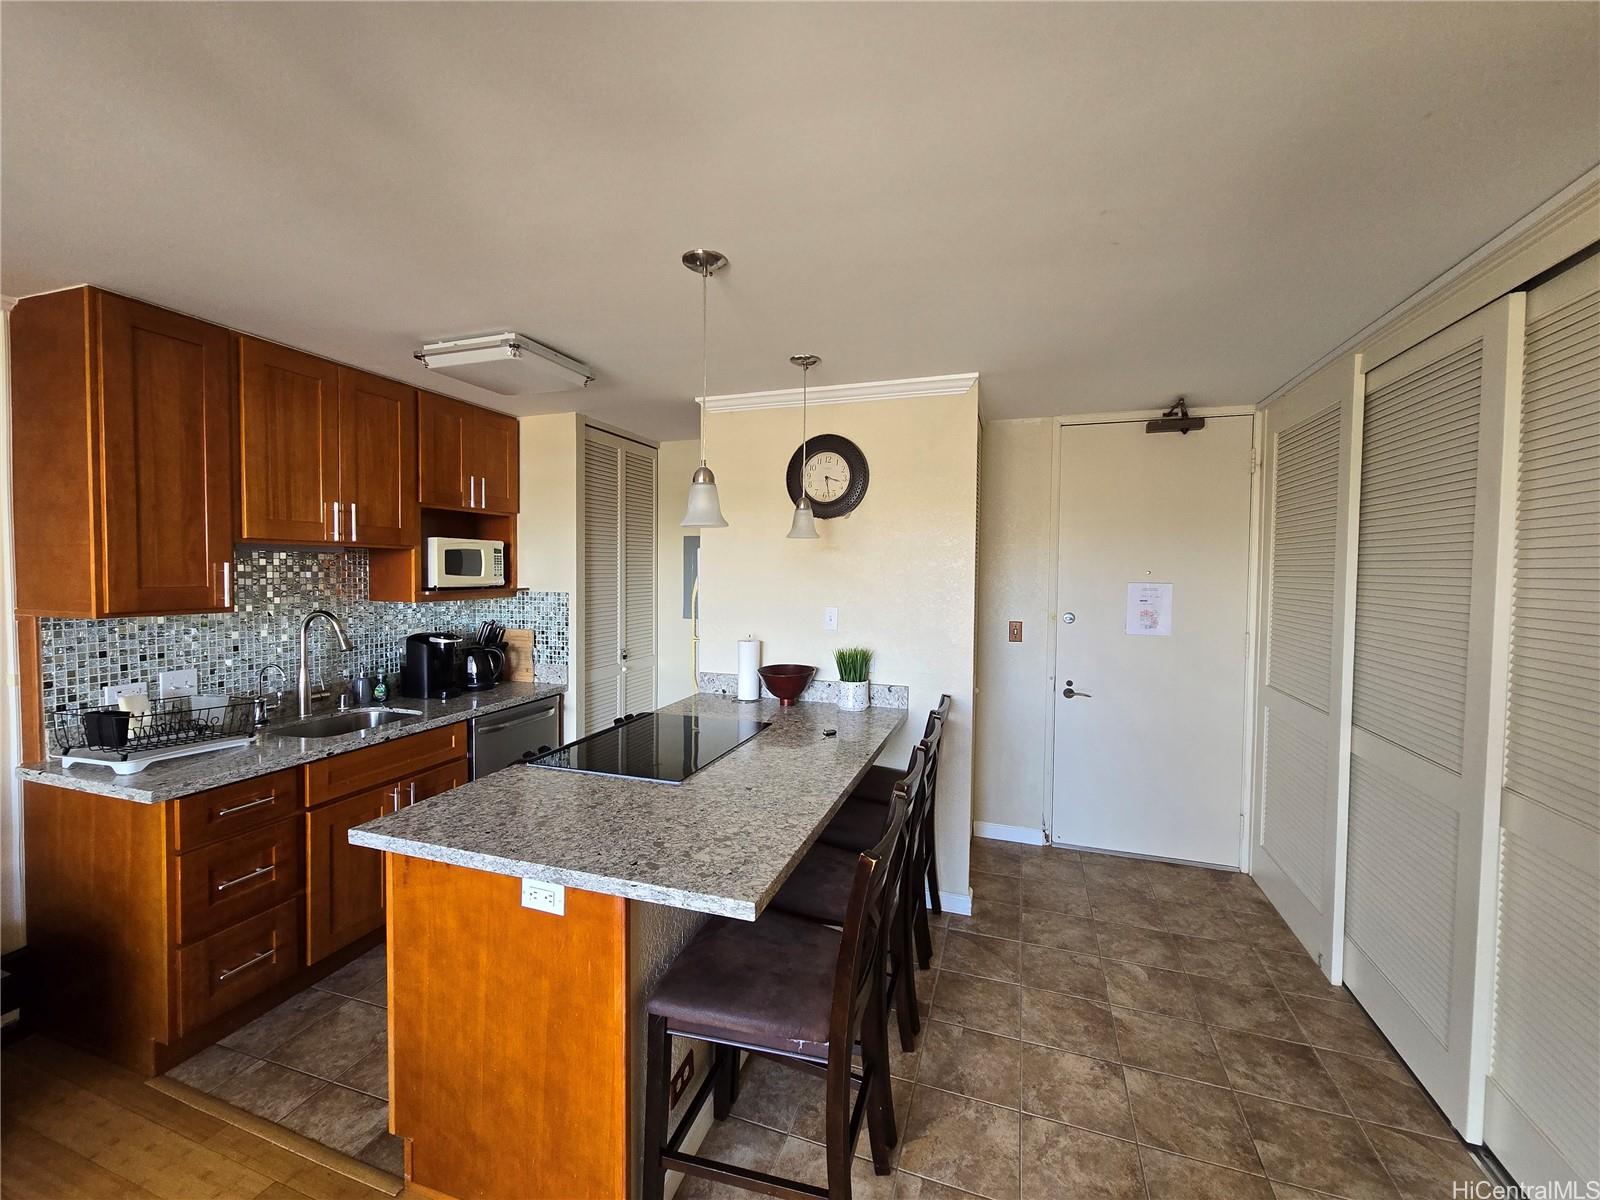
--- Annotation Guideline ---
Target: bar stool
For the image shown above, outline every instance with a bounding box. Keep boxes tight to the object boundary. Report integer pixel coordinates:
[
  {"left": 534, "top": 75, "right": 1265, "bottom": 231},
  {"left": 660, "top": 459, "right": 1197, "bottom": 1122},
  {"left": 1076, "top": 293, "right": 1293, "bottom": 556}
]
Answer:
[
  {"left": 820, "top": 695, "right": 951, "bottom": 964},
  {"left": 643, "top": 753, "right": 924, "bottom": 1200},
  {"left": 769, "top": 746, "right": 931, "bottom": 1051}
]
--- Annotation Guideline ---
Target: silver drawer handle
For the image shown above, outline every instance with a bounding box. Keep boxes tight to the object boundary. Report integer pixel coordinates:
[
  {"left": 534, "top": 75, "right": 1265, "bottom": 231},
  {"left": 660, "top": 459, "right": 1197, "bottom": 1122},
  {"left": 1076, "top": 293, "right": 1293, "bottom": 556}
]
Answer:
[
  {"left": 215, "top": 863, "right": 275, "bottom": 892},
  {"left": 216, "top": 795, "right": 275, "bottom": 818},
  {"left": 217, "top": 947, "right": 275, "bottom": 982}
]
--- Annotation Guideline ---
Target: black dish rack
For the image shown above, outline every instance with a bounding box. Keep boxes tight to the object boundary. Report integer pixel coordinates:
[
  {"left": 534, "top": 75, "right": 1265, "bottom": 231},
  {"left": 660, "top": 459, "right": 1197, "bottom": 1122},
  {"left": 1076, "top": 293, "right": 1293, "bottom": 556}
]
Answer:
[{"left": 55, "top": 696, "right": 258, "bottom": 760}]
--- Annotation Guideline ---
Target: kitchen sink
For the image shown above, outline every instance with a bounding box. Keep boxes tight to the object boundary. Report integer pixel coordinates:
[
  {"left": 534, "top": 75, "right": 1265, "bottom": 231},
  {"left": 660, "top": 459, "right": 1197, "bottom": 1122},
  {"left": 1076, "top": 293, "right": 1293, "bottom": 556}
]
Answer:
[{"left": 266, "top": 707, "right": 424, "bottom": 739}]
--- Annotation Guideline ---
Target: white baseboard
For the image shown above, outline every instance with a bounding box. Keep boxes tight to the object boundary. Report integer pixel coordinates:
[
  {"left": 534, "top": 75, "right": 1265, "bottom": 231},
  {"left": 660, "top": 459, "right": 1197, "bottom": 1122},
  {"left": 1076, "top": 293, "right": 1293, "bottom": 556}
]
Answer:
[
  {"left": 939, "top": 890, "right": 973, "bottom": 916},
  {"left": 973, "top": 821, "right": 1046, "bottom": 846}
]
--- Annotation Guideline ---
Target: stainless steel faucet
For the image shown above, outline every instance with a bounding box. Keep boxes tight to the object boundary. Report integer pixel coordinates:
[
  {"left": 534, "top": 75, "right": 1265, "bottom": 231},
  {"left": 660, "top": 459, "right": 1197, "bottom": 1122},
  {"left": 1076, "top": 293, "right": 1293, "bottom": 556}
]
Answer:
[
  {"left": 255, "top": 664, "right": 290, "bottom": 728},
  {"left": 298, "top": 610, "right": 356, "bottom": 718}
]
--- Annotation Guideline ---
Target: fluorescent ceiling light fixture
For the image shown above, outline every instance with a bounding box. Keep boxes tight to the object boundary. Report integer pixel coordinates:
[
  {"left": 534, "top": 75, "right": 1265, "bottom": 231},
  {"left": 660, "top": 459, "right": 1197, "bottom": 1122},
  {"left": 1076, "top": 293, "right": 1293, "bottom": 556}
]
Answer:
[{"left": 414, "top": 331, "right": 592, "bottom": 396}]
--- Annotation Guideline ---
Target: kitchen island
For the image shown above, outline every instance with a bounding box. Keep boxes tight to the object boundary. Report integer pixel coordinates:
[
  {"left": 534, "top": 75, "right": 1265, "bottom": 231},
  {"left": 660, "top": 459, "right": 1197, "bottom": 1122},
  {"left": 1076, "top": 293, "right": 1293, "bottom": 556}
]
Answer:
[{"left": 349, "top": 693, "right": 907, "bottom": 1200}]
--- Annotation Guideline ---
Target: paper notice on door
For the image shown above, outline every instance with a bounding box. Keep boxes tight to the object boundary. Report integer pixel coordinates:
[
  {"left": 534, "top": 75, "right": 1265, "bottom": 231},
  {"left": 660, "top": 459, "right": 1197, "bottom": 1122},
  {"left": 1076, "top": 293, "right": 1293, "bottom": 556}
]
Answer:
[{"left": 1125, "top": 583, "right": 1173, "bottom": 636}]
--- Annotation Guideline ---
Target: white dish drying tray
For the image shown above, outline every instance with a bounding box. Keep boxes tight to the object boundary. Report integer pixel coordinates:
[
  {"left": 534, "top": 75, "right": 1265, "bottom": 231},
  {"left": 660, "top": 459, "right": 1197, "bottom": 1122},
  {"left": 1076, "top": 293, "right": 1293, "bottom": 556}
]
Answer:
[{"left": 53, "top": 696, "right": 258, "bottom": 775}]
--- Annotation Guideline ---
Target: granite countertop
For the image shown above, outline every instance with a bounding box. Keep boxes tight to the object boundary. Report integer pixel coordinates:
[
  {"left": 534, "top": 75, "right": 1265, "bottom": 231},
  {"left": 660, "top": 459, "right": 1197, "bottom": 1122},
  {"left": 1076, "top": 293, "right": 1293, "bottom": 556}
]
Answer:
[
  {"left": 350, "top": 694, "right": 907, "bottom": 920},
  {"left": 16, "top": 680, "right": 567, "bottom": 804}
]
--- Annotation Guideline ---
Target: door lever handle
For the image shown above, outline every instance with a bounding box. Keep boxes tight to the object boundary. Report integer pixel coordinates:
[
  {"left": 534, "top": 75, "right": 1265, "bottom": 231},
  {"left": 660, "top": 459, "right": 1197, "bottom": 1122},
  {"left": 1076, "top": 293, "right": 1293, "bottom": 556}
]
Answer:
[{"left": 1061, "top": 686, "right": 1092, "bottom": 699}]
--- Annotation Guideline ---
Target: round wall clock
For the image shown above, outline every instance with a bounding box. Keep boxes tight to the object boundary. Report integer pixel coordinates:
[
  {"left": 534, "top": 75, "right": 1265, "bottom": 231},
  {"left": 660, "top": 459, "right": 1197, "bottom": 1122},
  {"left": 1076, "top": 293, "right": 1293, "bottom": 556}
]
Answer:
[{"left": 786, "top": 434, "right": 869, "bottom": 519}]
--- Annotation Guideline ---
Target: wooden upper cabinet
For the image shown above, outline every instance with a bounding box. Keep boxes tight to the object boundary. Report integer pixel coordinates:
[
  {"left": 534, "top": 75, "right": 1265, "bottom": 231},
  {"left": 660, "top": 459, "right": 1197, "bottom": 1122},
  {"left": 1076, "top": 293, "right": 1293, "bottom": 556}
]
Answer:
[
  {"left": 239, "top": 342, "right": 418, "bottom": 548},
  {"left": 10, "top": 288, "right": 234, "bottom": 617},
  {"left": 472, "top": 407, "right": 520, "bottom": 515},
  {"left": 416, "top": 391, "right": 520, "bottom": 514},
  {"left": 337, "top": 368, "right": 417, "bottom": 548},
  {"left": 238, "top": 337, "right": 340, "bottom": 544},
  {"left": 417, "top": 391, "right": 469, "bottom": 509}
]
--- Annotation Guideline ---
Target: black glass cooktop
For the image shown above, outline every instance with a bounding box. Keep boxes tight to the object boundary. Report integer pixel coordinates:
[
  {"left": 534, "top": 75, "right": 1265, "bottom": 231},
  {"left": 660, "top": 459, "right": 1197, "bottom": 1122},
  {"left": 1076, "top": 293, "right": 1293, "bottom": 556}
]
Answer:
[{"left": 523, "top": 709, "right": 770, "bottom": 785}]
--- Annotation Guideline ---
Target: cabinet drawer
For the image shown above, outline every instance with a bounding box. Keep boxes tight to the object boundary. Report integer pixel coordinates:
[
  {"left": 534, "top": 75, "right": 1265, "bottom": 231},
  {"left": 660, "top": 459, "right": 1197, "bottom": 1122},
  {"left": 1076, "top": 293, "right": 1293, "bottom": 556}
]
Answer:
[
  {"left": 176, "top": 897, "right": 300, "bottom": 1035},
  {"left": 174, "top": 770, "right": 301, "bottom": 851},
  {"left": 304, "top": 723, "right": 467, "bottom": 807},
  {"left": 174, "top": 818, "right": 302, "bottom": 945}
]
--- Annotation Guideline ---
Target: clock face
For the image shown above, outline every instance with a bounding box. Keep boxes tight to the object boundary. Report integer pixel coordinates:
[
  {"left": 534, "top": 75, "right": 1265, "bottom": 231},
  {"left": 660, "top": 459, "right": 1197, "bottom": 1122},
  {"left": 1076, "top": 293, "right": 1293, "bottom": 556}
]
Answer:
[
  {"left": 803, "top": 451, "right": 852, "bottom": 503},
  {"left": 786, "top": 434, "right": 869, "bottom": 519}
]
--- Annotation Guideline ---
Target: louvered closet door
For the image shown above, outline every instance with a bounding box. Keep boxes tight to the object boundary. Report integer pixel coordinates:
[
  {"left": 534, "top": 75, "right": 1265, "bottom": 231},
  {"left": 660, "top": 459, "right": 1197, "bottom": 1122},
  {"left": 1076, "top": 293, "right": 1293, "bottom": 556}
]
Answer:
[
  {"left": 1344, "top": 294, "right": 1524, "bottom": 1140},
  {"left": 1251, "top": 358, "right": 1362, "bottom": 975},
  {"left": 620, "top": 446, "right": 658, "bottom": 715},
  {"left": 581, "top": 429, "right": 659, "bottom": 736},
  {"left": 583, "top": 435, "right": 624, "bottom": 735},
  {"left": 1483, "top": 256, "right": 1599, "bottom": 1190}
]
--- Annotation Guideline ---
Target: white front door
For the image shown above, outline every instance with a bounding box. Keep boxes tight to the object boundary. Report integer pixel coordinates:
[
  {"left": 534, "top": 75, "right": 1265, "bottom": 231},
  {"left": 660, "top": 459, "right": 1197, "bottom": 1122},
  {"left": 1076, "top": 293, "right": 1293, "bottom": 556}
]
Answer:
[{"left": 1051, "top": 415, "right": 1256, "bottom": 866}]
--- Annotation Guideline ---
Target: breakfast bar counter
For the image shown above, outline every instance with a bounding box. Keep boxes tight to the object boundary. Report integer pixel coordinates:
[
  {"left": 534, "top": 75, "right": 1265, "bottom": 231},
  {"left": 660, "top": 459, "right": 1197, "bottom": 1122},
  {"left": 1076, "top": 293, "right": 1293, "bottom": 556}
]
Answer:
[{"left": 348, "top": 694, "right": 906, "bottom": 1200}]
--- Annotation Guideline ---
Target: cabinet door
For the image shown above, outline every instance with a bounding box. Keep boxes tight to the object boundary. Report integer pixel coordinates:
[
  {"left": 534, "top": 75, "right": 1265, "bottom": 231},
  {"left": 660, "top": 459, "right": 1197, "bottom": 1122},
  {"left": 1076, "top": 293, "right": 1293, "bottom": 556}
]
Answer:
[
  {"left": 305, "top": 784, "right": 396, "bottom": 963},
  {"left": 338, "top": 368, "right": 416, "bottom": 548},
  {"left": 97, "top": 294, "right": 234, "bottom": 615},
  {"left": 418, "top": 391, "right": 469, "bottom": 509},
  {"left": 239, "top": 337, "right": 340, "bottom": 543},
  {"left": 471, "top": 407, "right": 521, "bottom": 514},
  {"left": 397, "top": 756, "right": 469, "bottom": 810}
]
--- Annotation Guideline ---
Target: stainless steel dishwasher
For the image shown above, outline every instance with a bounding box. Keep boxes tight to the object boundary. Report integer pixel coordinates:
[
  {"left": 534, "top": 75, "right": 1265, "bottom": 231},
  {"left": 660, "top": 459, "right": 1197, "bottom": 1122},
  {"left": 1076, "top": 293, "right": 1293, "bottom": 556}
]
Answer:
[{"left": 469, "top": 696, "right": 562, "bottom": 779}]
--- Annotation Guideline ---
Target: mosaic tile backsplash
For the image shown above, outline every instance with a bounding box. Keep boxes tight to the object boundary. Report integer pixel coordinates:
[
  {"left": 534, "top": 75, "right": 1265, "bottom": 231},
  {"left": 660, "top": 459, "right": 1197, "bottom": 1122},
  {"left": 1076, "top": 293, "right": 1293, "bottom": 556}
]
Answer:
[{"left": 39, "top": 549, "right": 569, "bottom": 725}]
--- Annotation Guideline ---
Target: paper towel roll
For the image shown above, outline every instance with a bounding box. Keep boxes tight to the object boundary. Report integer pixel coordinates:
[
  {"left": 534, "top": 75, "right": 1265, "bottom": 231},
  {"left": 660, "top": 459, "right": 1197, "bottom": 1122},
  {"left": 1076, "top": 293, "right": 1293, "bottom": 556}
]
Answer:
[{"left": 737, "top": 637, "right": 762, "bottom": 701}]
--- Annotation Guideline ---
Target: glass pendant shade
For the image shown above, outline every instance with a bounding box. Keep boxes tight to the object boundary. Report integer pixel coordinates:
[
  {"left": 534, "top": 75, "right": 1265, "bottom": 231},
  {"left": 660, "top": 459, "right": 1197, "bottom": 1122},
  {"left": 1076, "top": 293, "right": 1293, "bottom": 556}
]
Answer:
[
  {"left": 787, "top": 495, "right": 819, "bottom": 539},
  {"left": 680, "top": 249, "right": 729, "bottom": 529},
  {"left": 682, "top": 462, "right": 728, "bottom": 528}
]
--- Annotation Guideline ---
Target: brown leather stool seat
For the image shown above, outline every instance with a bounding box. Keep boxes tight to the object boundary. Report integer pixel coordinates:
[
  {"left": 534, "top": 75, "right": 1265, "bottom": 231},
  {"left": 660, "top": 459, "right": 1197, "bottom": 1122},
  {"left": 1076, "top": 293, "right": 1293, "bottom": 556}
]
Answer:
[
  {"left": 849, "top": 764, "right": 901, "bottom": 805},
  {"left": 647, "top": 909, "right": 841, "bottom": 1057},
  {"left": 819, "top": 799, "right": 892, "bottom": 854},
  {"left": 770, "top": 844, "right": 859, "bottom": 927}
]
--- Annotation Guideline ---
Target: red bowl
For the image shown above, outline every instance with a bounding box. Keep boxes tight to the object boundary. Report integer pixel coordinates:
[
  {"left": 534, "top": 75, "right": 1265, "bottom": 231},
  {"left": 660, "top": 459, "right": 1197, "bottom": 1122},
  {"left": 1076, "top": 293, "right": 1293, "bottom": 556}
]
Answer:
[{"left": 758, "top": 664, "right": 817, "bottom": 705}]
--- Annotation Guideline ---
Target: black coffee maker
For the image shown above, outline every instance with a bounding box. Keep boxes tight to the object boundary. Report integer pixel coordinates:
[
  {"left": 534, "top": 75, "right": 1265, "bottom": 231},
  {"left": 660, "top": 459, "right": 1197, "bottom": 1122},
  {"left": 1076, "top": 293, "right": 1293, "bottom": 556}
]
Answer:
[{"left": 400, "top": 632, "right": 466, "bottom": 699}]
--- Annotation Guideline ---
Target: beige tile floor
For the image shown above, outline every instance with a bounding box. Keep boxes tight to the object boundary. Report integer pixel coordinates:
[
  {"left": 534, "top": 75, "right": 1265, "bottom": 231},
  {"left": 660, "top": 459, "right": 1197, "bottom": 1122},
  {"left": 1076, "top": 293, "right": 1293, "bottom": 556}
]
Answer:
[
  {"left": 162, "top": 945, "right": 402, "bottom": 1178},
  {"left": 683, "top": 840, "right": 1490, "bottom": 1200}
]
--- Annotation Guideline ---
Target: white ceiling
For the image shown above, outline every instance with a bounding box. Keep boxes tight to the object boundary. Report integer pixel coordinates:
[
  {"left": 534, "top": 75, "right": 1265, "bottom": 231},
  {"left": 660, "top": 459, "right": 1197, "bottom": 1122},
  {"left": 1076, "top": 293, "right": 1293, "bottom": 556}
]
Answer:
[{"left": 3, "top": 3, "right": 1596, "bottom": 440}]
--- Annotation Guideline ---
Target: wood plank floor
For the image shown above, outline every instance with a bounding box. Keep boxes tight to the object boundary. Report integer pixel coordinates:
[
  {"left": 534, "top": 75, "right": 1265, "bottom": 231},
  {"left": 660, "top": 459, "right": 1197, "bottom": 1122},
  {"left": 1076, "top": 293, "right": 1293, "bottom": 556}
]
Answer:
[{"left": 2, "top": 1035, "right": 401, "bottom": 1200}]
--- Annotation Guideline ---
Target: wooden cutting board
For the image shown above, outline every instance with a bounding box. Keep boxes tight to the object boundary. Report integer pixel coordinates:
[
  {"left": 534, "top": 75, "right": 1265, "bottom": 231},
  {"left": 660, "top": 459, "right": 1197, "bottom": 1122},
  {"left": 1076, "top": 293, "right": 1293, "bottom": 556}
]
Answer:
[{"left": 501, "top": 629, "right": 537, "bottom": 682}]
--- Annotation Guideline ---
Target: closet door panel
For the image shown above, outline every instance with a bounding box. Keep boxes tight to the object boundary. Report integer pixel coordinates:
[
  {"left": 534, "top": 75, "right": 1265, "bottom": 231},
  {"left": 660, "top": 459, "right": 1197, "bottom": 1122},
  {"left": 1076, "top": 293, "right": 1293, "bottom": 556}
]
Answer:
[
  {"left": 1343, "top": 294, "right": 1523, "bottom": 1141},
  {"left": 1251, "top": 356, "right": 1363, "bottom": 975},
  {"left": 1484, "top": 256, "right": 1599, "bottom": 1189},
  {"left": 582, "top": 436, "right": 623, "bottom": 736},
  {"left": 621, "top": 447, "right": 657, "bottom": 716}
]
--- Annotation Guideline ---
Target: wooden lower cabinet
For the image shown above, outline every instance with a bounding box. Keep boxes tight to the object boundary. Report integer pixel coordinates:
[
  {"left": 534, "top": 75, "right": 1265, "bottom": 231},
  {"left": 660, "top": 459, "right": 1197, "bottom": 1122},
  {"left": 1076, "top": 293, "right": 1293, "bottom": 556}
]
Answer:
[
  {"left": 22, "top": 722, "right": 471, "bottom": 1075},
  {"left": 176, "top": 898, "right": 301, "bottom": 1035},
  {"left": 306, "top": 785, "right": 393, "bottom": 964},
  {"left": 306, "top": 748, "right": 472, "bottom": 964}
]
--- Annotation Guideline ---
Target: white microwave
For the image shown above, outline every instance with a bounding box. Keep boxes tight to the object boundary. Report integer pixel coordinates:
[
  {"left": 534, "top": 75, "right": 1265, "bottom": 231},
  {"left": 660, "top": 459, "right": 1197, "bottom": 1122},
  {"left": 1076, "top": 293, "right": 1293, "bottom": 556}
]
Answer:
[{"left": 426, "top": 537, "right": 507, "bottom": 589}]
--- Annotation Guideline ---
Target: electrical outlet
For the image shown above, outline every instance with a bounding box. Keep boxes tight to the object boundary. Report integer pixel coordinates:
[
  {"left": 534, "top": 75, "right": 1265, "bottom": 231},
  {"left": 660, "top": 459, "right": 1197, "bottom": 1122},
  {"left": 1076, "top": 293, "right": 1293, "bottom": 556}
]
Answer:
[
  {"left": 1008, "top": 621, "right": 1023, "bottom": 642},
  {"left": 158, "top": 668, "right": 197, "bottom": 699},
  {"left": 823, "top": 606, "right": 838, "bottom": 632},
  {"left": 669, "top": 1049, "right": 695, "bottom": 1107},
  {"left": 101, "top": 682, "right": 148, "bottom": 706},
  {"left": 520, "top": 878, "right": 566, "bottom": 916}
]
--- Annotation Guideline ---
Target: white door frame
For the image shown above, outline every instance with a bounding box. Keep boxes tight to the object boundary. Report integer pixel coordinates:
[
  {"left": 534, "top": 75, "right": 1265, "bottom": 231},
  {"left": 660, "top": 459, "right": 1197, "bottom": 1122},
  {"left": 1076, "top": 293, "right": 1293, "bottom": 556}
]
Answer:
[{"left": 1041, "top": 405, "right": 1264, "bottom": 869}]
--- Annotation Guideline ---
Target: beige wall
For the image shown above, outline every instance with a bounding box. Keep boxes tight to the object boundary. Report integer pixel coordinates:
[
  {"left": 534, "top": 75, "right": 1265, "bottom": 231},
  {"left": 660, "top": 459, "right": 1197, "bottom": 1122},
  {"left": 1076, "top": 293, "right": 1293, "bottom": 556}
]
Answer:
[
  {"left": 974, "top": 418, "right": 1055, "bottom": 836},
  {"left": 517, "top": 412, "right": 582, "bottom": 720},
  {"left": 656, "top": 439, "right": 699, "bottom": 707},
  {"left": 697, "top": 385, "right": 980, "bottom": 905}
]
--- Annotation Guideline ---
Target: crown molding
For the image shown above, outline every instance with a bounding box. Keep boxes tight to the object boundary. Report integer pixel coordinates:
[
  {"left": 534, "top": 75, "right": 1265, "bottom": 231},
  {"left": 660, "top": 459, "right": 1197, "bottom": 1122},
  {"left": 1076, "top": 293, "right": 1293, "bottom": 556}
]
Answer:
[{"left": 701, "top": 372, "right": 978, "bottom": 413}]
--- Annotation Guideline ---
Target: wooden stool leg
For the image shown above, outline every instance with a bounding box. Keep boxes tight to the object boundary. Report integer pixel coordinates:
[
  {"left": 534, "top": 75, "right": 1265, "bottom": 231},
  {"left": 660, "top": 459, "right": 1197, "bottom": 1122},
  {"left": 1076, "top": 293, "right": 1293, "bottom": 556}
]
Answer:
[
  {"left": 713, "top": 1044, "right": 737, "bottom": 1120},
  {"left": 824, "top": 1051, "right": 855, "bottom": 1200},
  {"left": 643, "top": 1014, "right": 670, "bottom": 1200},
  {"left": 926, "top": 829, "right": 942, "bottom": 916},
  {"left": 912, "top": 877, "right": 934, "bottom": 970},
  {"left": 859, "top": 980, "right": 898, "bottom": 1174},
  {"left": 893, "top": 906, "right": 921, "bottom": 1052}
]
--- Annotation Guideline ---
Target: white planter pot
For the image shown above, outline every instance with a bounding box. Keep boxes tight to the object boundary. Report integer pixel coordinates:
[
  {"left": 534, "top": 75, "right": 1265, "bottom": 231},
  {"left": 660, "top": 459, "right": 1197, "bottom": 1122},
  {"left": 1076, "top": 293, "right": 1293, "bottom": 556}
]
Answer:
[{"left": 837, "top": 680, "right": 870, "bottom": 712}]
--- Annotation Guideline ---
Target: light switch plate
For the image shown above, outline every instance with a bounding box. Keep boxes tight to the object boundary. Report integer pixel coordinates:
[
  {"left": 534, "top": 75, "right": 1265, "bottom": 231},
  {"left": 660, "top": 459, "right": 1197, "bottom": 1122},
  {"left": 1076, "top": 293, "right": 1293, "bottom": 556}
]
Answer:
[
  {"left": 101, "top": 682, "right": 149, "bottom": 706},
  {"left": 158, "top": 668, "right": 197, "bottom": 699},
  {"left": 823, "top": 607, "right": 838, "bottom": 632},
  {"left": 1008, "top": 621, "right": 1023, "bottom": 642},
  {"left": 520, "top": 878, "right": 566, "bottom": 916}
]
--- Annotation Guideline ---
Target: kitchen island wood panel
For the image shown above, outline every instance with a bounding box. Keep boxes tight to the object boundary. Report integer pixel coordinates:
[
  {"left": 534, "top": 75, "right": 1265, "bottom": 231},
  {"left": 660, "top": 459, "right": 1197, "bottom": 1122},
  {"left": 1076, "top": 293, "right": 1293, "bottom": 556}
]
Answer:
[{"left": 387, "top": 854, "right": 629, "bottom": 1200}]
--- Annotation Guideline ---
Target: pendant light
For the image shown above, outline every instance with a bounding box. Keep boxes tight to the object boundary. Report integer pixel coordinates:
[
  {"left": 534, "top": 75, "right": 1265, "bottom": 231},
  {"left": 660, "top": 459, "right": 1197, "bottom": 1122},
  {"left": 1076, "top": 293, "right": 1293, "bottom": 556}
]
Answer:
[
  {"left": 680, "top": 249, "right": 729, "bottom": 528},
  {"left": 786, "top": 354, "right": 821, "bottom": 539}
]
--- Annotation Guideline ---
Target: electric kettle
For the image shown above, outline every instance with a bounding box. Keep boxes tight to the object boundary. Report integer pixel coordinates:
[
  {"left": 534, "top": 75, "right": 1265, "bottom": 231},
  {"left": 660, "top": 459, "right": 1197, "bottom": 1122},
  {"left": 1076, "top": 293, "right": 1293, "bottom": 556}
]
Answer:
[{"left": 463, "top": 645, "right": 505, "bottom": 691}]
